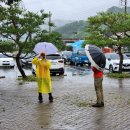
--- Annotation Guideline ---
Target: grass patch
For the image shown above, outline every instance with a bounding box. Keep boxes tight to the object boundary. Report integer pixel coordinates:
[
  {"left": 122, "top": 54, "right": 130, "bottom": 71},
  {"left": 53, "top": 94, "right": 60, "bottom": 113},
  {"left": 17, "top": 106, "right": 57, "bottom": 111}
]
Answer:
[
  {"left": 76, "top": 101, "right": 91, "bottom": 107},
  {"left": 106, "top": 73, "right": 130, "bottom": 78},
  {"left": 18, "top": 75, "right": 37, "bottom": 82},
  {"left": 128, "top": 99, "right": 130, "bottom": 104},
  {"left": 72, "top": 100, "right": 92, "bottom": 107}
]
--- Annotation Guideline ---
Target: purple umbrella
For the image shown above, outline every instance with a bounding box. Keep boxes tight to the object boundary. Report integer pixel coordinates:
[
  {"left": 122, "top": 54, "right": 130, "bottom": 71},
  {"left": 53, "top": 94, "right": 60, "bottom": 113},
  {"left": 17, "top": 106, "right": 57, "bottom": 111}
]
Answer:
[{"left": 33, "top": 42, "right": 58, "bottom": 55}]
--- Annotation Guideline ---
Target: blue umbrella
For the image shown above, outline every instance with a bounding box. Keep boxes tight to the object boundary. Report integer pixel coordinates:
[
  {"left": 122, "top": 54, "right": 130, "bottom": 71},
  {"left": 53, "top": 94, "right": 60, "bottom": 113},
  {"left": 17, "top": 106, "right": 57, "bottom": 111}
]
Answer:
[
  {"left": 70, "top": 40, "right": 84, "bottom": 49},
  {"left": 33, "top": 42, "right": 58, "bottom": 55}
]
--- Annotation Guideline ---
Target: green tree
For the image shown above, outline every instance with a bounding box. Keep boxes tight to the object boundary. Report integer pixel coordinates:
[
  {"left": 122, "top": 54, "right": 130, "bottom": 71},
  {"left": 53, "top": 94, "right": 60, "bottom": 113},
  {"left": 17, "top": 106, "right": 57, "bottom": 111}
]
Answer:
[
  {"left": 85, "top": 12, "right": 130, "bottom": 73},
  {"left": 65, "top": 46, "right": 73, "bottom": 51},
  {"left": 0, "top": 0, "right": 49, "bottom": 78}
]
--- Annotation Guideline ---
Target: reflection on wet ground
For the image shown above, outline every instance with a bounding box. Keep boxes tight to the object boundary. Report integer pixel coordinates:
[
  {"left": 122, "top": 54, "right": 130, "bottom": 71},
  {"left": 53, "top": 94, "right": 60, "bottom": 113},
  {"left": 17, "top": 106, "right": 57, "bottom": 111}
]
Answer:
[
  {"left": 66, "top": 66, "right": 91, "bottom": 76},
  {"left": 34, "top": 104, "right": 53, "bottom": 128},
  {"left": 0, "top": 65, "right": 130, "bottom": 89},
  {"left": 0, "top": 67, "right": 32, "bottom": 79},
  {"left": 0, "top": 65, "right": 91, "bottom": 79}
]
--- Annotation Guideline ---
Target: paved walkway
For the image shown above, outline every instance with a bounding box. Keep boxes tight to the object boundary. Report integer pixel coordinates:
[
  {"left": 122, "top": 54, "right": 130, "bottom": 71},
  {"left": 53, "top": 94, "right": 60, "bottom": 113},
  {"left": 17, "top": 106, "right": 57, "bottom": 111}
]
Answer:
[{"left": 0, "top": 72, "right": 130, "bottom": 130}]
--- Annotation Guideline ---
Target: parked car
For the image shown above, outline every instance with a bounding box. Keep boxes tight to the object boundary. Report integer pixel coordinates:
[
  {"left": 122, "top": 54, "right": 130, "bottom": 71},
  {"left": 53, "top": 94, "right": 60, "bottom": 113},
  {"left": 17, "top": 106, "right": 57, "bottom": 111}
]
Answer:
[
  {"left": 61, "top": 51, "right": 72, "bottom": 64},
  {"left": 105, "top": 53, "right": 130, "bottom": 72},
  {"left": 0, "top": 53, "right": 15, "bottom": 68},
  {"left": 32, "top": 54, "right": 64, "bottom": 76},
  {"left": 20, "top": 53, "right": 34, "bottom": 67},
  {"left": 124, "top": 52, "right": 130, "bottom": 59},
  {"left": 70, "top": 48, "right": 91, "bottom": 66}
]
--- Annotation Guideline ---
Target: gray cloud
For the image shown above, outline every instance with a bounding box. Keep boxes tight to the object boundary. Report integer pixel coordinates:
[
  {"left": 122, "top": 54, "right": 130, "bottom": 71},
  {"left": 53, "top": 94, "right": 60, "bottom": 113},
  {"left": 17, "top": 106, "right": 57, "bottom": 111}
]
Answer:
[{"left": 22, "top": 0, "right": 125, "bottom": 20}]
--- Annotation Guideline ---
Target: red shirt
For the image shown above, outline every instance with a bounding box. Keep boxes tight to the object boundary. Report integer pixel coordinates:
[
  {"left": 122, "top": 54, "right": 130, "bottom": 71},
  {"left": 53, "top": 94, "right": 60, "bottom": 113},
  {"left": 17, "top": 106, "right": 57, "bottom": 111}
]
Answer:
[{"left": 92, "top": 67, "right": 103, "bottom": 78}]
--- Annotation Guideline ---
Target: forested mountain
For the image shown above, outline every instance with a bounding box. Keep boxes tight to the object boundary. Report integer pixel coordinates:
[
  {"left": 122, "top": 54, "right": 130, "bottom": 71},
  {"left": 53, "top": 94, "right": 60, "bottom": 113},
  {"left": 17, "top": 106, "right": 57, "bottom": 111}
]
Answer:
[
  {"left": 54, "top": 6, "right": 130, "bottom": 39},
  {"left": 107, "top": 6, "right": 130, "bottom": 13},
  {"left": 52, "top": 19, "right": 75, "bottom": 28},
  {"left": 55, "top": 20, "right": 88, "bottom": 39}
]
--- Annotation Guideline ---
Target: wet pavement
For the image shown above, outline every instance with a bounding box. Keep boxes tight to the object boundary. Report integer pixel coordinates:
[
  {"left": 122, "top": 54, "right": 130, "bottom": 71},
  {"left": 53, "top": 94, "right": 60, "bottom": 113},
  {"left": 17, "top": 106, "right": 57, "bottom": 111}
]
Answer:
[{"left": 0, "top": 66, "right": 130, "bottom": 130}]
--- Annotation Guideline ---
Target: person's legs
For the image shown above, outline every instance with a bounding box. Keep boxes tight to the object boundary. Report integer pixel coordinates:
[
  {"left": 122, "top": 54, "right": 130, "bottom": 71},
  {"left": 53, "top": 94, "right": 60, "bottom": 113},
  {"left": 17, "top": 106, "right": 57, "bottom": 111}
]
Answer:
[
  {"left": 38, "top": 93, "right": 43, "bottom": 103},
  {"left": 95, "top": 78, "right": 102, "bottom": 104},
  {"left": 100, "top": 78, "right": 104, "bottom": 105},
  {"left": 92, "top": 78, "right": 104, "bottom": 107},
  {"left": 48, "top": 93, "right": 53, "bottom": 102},
  {"left": 37, "top": 78, "right": 43, "bottom": 103}
]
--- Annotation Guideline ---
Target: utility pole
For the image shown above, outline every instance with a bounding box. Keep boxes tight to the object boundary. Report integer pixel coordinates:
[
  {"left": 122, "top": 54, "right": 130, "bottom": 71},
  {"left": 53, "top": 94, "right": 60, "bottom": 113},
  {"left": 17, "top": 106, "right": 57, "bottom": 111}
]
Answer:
[
  {"left": 120, "top": 0, "right": 127, "bottom": 14},
  {"left": 125, "top": 0, "right": 127, "bottom": 14},
  {"left": 48, "top": 11, "right": 52, "bottom": 34}
]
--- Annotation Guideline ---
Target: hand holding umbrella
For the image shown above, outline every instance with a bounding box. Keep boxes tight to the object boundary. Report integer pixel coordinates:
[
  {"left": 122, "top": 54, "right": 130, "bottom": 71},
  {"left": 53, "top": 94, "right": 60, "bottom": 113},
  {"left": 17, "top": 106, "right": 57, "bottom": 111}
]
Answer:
[{"left": 33, "top": 42, "right": 58, "bottom": 55}]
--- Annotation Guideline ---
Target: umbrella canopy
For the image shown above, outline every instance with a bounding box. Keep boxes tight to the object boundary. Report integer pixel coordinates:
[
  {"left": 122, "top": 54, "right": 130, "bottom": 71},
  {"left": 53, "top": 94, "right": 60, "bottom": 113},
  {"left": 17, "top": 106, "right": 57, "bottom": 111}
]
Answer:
[
  {"left": 85, "top": 44, "right": 106, "bottom": 71},
  {"left": 33, "top": 42, "right": 58, "bottom": 55}
]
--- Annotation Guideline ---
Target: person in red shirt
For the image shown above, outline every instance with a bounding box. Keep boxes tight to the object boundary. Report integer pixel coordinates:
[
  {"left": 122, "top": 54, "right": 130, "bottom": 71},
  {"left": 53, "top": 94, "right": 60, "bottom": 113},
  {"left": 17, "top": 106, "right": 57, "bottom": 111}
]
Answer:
[{"left": 91, "top": 66, "right": 104, "bottom": 107}]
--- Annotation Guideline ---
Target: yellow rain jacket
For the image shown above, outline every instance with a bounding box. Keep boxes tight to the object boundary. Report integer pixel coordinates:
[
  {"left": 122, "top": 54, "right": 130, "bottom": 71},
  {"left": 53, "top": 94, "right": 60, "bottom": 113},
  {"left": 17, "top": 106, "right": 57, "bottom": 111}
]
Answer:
[{"left": 32, "top": 57, "right": 52, "bottom": 94}]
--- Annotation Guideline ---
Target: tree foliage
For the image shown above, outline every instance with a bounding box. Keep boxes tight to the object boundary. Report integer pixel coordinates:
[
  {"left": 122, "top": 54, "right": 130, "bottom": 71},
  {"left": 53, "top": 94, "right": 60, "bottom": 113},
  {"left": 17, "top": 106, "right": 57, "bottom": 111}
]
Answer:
[
  {"left": 0, "top": 0, "right": 49, "bottom": 78},
  {"left": 85, "top": 12, "right": 130, "bottom": 73},
  {"left": 65, "top": 46, "right": 73, "bottom": 51}
]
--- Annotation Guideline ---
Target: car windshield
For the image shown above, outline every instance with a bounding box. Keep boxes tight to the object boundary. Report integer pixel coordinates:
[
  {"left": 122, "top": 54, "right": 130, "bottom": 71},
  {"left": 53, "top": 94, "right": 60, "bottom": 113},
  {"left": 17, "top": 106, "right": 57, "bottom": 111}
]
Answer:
[
  {"left": 0, "top": 54, "right": 10, "bottom": 58},
  {"left": 62, "top": 51, "right": 72, "bottom": 56},
  {"left": 46, "top": 54, "right": 61, "bottom": 60},
  {"left": 110, "top": 54, "right": 129, "bottom": 60},
  {"left": 78, "top": 50, "right": 86, "bottom": 56}
]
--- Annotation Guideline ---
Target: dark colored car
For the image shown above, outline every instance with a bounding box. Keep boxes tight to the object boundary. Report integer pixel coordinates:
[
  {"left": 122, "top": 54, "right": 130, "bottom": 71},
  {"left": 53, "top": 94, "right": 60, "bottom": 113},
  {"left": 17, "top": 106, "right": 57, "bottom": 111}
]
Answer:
[
  {"left": 61, "top": 51, "right": 72, "bottom": 64},
  {"left": 20, "top": 53, "right": 34, "bottom": 67},
  {"left": 70, "top": 49, "right": 91, "bottom": 66}
]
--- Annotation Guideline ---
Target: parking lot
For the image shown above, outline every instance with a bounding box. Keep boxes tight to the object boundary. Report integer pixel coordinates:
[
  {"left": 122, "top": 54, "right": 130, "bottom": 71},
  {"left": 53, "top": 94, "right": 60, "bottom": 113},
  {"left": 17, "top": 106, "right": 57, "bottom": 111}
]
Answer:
[{"left": 0, "top": 65, "right": 130, "bottom": 130}]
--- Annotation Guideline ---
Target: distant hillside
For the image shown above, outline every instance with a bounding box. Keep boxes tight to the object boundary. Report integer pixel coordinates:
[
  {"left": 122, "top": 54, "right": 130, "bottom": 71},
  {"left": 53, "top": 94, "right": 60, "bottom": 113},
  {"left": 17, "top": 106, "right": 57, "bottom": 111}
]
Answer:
[
  {"left": 54, "top": 6, "right": 130, "bottom": 39},
  {"left": 107, "top": 6, "right": 130, "bottom": 13},
  {"left": 40, "top": 19, "right": 74, "bottom": 31},
  {"left": 52, "top": 19, "right": 74, "bottom": 28},
  {"left": 55, "top": 20, "right": 88, "bottom": 39}
]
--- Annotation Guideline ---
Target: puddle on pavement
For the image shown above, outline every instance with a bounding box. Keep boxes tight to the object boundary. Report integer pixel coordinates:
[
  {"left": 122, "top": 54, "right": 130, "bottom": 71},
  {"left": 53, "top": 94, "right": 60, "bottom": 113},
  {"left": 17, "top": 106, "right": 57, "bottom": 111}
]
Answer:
[
  {"left": 66, "top": 66, "right": 91, "bottom": 76},
  {"left": 0, "top": 67, "right": 32, "bottom": 79},
  {"left": 1, "top": 66, "right": 130, "bottom": 89}
]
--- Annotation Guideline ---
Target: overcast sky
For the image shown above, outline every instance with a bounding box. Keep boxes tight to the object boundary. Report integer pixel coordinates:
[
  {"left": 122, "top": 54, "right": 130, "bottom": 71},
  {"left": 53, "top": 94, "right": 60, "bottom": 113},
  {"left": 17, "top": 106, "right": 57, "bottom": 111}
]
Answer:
[{"left": 22, "top": 0, "right": 127, "bottom": 20}]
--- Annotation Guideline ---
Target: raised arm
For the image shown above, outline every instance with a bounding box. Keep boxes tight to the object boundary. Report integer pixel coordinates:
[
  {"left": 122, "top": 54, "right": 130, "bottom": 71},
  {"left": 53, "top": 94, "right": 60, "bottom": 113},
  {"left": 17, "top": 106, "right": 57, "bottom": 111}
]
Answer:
[{"left": 32, "top": 57, "right": 39, "bottom": 65}]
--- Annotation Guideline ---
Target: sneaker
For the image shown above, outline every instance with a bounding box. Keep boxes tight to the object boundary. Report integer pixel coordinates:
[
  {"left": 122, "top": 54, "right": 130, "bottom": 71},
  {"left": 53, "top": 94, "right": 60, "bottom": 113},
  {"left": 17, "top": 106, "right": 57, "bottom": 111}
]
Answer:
[{"left": 92, "top": 103, "right": 104, "bottom": 107}]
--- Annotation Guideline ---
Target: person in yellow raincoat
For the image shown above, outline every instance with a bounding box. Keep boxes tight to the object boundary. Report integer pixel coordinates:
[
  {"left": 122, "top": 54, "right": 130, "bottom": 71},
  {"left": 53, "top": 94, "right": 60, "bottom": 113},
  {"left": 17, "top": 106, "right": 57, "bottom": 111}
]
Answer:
[{"left": 32, "top": 52, "right": 53, "bottom": 103}]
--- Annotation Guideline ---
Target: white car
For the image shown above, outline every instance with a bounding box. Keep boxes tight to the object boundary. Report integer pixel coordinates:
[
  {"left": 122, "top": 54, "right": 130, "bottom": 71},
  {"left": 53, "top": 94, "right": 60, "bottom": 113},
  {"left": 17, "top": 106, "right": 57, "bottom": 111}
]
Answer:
[
  {"left": 105, "top": 53, "right": 130, "bottom": 72},
  {"left": 32, "top": 54, "right": 64, "bottom": 75},
  {"left": 0, "top": 53, "right": 15, "bottom": 67}
]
